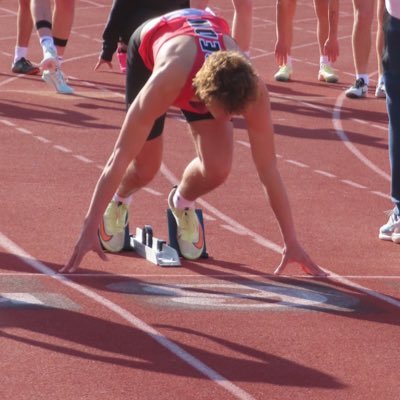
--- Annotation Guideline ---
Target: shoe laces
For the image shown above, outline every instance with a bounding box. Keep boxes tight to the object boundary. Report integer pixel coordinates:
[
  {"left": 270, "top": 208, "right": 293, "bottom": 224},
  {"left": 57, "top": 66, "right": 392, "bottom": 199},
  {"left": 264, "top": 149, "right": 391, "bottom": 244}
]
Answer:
[
  {"left": 354, "top": 78, "right": 365, "bottom": 88},
  {"left": 53, "top": 69, "right": 69, "bottom": 84},
  {"left": 320, "top": 64, "right": 334, "bottom": 73},
  {"left": 19, "top": 58, "right": 33, "bottom": 67},
  {"left": 384, "top": 209, "right": 400, "bottom": 225},
  {"left": 106, "top": 202, "right": 128, "bottom": 233}
]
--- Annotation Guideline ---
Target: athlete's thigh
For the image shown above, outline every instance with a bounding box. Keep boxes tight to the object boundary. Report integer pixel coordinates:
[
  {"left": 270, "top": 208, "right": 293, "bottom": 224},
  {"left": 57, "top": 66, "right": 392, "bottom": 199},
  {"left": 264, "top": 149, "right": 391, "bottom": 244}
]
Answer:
[{"left": 188, "top": 118, "right": 234, "bottom": 169}]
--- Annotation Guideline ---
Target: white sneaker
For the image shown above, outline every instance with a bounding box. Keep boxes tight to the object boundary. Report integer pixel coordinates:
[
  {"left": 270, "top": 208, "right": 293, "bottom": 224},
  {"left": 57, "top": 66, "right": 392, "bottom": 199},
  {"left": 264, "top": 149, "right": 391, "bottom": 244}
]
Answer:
[
  {"left": 318, "top": 64, "right": 339, "bottom": 83},
  {"left": 345, "top": 78, "right": 368, "bottom": 98},
  {"left": 375, "top": 83, "right": 386, "bottom": 98},
  {"left": 379, "top": 210, "right": 400, "bottom": 242},
  {"left": 42, "top": 69, "right": 74, "bottom": 94},
  {"left": 168, "top": 187, "right": 204, "bottom": 260},
  {"left": 41, "top": 45, "right": 58, "bottom": 71},
  {"left": 274, "top": 65, "right": 293, "bottom": 82}
]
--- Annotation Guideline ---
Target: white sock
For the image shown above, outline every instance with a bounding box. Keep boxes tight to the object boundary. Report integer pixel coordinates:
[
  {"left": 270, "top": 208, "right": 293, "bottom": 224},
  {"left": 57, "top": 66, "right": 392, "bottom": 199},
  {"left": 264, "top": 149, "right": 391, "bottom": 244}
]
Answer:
[
  {"left": 285, "top": 56, "right": 293, "bottom": 67},
  {"left": 356, "top": 74, "right": 369, "bottom": 85},
  {"left": 113, "top": 193, "right": 132, "bottom": 205},
  {"left": 40, "top": 36, "right": 55, "bottom": 54},
  {"left": 320, "top": 55, "right": 330, "bottom": 66},
  {"left": 14, "top": 46, "right": 28, "bottom": 63},
  {"left": 173, "top": 188, "right": 195, "bottom": 210}
]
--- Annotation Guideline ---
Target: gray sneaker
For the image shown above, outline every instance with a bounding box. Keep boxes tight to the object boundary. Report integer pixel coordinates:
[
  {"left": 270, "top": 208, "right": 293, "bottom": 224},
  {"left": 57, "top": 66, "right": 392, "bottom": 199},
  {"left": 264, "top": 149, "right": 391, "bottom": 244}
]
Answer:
[
  {"left": 41, "top": 45, "right": 58, "bottom": 71},
  {"left": 379, "top": 210, "right": 400, "bottom": 242},
  {"left": 42, "top": 69, "right": 74, "bottom": 94}
]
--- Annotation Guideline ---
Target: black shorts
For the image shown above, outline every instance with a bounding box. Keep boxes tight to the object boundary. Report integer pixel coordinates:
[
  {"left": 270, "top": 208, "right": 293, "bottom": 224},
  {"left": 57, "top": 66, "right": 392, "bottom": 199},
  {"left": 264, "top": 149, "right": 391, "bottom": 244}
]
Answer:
[{"left": 126, "top": 21, "right": 213, "bottom": 141}]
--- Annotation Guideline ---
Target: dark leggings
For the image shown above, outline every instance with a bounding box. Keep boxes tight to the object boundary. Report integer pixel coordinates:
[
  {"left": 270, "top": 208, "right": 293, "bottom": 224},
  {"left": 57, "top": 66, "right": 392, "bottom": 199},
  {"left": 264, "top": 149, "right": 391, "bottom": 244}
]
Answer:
[
  {"left": 126, "top": 22, "right": 214, "bottom": 141},
  {"left": 383, "top": 12, "right": 400, "bottom": 213}
]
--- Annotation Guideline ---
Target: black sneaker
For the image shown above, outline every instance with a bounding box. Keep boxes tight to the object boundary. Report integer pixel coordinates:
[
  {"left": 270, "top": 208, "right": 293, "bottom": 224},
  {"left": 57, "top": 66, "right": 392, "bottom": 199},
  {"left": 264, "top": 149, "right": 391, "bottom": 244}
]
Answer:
[
  {"left": 12, "top": 58, "right": 40, "bottom": 75},
  {"left": 345, "top": 78, "right": 368, "bottom": 98}
]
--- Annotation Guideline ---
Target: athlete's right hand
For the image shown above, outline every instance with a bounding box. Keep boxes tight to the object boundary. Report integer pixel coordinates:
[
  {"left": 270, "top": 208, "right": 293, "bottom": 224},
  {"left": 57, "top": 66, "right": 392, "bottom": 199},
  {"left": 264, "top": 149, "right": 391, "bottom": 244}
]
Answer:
[{"left": 60, "top": 224, "right": 108, "bottom": 273}]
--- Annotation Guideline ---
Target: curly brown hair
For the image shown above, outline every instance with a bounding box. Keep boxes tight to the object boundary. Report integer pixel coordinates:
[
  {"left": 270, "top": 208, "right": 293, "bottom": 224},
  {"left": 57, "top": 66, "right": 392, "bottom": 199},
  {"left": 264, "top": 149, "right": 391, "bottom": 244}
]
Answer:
[{"left": 193, "top": 51, "right": 259, "bottom": 114}]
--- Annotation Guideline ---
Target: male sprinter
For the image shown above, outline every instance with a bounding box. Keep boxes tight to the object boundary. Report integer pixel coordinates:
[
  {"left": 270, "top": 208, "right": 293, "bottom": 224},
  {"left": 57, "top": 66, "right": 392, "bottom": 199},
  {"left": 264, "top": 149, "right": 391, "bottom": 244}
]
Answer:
[{"left": 61, "top": 9, "right": 327, "bottom": 277}]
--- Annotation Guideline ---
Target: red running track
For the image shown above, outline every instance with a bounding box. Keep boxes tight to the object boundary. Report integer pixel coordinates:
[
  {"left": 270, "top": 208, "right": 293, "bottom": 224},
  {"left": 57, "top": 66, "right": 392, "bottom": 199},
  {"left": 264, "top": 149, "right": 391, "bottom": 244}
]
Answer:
[{"left": 0, "top": 1, "right": 399, "bottom": 399}]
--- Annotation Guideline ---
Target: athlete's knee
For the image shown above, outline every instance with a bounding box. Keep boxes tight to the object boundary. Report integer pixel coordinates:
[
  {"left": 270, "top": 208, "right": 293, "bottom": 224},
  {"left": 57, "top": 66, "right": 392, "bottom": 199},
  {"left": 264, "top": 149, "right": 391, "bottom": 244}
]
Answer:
[{"left": 202, "top": 160, "right": 231, "bottom": 187}]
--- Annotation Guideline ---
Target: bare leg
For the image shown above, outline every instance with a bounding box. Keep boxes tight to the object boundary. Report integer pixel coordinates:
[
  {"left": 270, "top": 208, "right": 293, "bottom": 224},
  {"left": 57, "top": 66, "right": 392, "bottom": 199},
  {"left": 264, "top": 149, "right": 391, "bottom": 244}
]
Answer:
[
  {"left": 231, "top": 0, "right": 253, "bottom": 53},
  {"left": 178, "top": 119, "right": 234, "bottom": 200},
  {"left": 116, "top": 136, "right": 163, "bottom": 198},
  {"left": 52, "top": 0, "right": 75, "bottom": 58},
  {"left": 352, "top": 0, "right": 375, "bottom": 78},
  {"left": 16, "top": 0, "right": 33, "bottom": 48}
]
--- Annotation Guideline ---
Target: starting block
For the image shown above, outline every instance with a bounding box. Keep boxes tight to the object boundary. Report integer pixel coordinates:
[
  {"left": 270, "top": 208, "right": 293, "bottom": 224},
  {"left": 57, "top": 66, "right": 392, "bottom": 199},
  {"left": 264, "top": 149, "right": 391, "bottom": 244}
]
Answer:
[
  {"left": 121, "top": 208, "right": 208, "bottom": 267},
  {"left": 128, "top": 225, "right": 181, "bottom": 267}
]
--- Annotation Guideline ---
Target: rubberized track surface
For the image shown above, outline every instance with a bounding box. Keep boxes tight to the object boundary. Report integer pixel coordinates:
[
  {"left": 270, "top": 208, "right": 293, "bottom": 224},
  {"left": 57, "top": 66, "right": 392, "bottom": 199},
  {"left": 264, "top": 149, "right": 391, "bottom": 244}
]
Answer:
[{"left": 1, "top": 1, "right": 399, "bottom": 399}]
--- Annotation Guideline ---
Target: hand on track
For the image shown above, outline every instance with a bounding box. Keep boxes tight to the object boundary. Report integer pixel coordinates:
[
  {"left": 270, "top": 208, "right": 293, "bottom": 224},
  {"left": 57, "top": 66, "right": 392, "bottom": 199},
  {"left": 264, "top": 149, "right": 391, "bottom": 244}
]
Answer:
[
  {"left": 60, "top": 226, "right": 108, "bottom": 273},
  {"left": 274, "top": 241, "right": 328, "bottom": 277}
]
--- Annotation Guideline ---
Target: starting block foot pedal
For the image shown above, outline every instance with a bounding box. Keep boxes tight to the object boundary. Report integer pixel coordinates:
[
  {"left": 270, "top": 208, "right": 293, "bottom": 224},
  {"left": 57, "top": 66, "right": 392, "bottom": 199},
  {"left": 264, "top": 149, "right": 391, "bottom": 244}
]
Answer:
[
  {"left": 167, "top": 208, "right": 209, "bottom": 259},
  {"left": 129, "top": 225, "right": 181, "bottom": 267}
]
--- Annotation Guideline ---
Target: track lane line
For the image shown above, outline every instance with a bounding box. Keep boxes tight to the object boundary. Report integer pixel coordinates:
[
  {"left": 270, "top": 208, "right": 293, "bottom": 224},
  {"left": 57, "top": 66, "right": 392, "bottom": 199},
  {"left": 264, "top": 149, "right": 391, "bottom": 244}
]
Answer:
[{"left": 0, "top": 232, "right": 256, "bottom": 400}]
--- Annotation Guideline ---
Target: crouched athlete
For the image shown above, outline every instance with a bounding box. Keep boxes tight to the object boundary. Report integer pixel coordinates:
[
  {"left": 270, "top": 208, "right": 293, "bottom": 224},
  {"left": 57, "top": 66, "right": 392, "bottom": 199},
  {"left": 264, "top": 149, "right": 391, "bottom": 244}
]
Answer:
[{"left": 61, "top": 8, "right": 327, "bottom": 276}]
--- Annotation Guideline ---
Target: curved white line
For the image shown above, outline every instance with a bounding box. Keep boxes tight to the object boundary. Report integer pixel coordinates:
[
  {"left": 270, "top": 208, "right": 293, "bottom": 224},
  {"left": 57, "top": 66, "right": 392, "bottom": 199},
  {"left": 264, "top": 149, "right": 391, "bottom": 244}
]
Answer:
[{"left": 333, "top": 92, "right": 390, "bottom": 181}]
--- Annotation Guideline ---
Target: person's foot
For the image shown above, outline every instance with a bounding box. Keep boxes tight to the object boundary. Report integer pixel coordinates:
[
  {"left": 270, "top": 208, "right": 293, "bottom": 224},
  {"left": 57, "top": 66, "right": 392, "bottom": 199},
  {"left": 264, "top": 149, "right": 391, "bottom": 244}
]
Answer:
[
  {"left": 40, "top": 46, "right": 58, "bottom": 71},
  {"left": 42, "top": 69, "right": 74, "bottom": 94},
  {"left": 375, "top": 83, "right": 386, "bottom": 98},
  {"left": 168, "top": 188, "right": 204, "bottom": 260},
  {"left": 379, "top": 210, "right": 400, "bottom": 243},
  {"left": 274, "top": 65, "right": 293, "bottom": 82},
  {"left": 98, "top": 200, "right": 129, "bottom": 252},
  {"left": 12, "top": 58, "right": 40, "bottom": 75},
  {"left": 318, "top": 64, "right": 339, "bottom": 83},
  {"left": 345, "top": 78, "right": 368, "bottom": 98}
]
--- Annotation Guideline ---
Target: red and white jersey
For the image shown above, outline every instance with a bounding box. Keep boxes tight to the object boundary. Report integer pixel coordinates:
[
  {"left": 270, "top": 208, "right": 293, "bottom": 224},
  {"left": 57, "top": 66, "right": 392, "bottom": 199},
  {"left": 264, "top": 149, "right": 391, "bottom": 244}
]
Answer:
[{"left": 139, "top": 8, "right": 231, "bottom": 113}]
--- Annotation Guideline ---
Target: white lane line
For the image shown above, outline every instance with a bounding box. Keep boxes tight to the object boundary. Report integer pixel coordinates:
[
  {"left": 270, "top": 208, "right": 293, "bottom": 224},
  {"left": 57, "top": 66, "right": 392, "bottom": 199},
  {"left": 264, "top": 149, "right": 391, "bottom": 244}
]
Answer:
[
  {"left": 333, "top": 92, "right": 390, "bottom": 181},
  {"left": 372, "top": 191, "right": 391, "bottom": 199},
  {"left": 143, "top": 187, "right": 162, "bottom": 196},
  {"left": 341, "top": 180, "right": 367, "bottom": 190},
  {"left": 53, "top": 145, "right": 72, "bottom": 153},
  {"left": 0, "top": 119, "right": 15, "bottom": 126},
  {"left": 1, "top": 272, "right": 400, "bottom": 279},
  {"left": 16, "top": 128, "right": 32, "bottom": 134},
  {"left": 34, "top": 135, "right": 51, "bottom": 144},
  {"left": 0, "top": 232, "right": 256, "bottom": 400},
  {"left": 314, "top": 170, "right": 336, "bottom": 178},
  {"left": 285, "top": 159, "right": 309, "bottom": 168},
  {"left": 73, "top": 155, "right": 93, "bottom": 164}
]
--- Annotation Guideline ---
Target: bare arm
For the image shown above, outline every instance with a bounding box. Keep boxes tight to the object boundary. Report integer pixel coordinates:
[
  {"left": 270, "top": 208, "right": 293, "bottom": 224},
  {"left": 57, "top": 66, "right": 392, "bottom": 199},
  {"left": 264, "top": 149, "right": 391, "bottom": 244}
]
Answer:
[
  {"left": 243, "top": 78, "right": 327, "bottom": 276},
  {"left": 324, "top": 0, "right": 339, "bottom": 62},
  {"left": 62, "top": 55, "right": 188, "bottom": 272},
  {"left": 275, "top": 0, "right": 295, "bottom": 66}
]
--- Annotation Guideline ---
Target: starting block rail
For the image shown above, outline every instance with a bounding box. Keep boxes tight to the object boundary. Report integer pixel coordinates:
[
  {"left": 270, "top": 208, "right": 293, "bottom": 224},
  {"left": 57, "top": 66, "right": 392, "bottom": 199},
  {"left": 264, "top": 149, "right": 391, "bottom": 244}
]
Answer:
[
  {"left": 123, "top": 208, "right": 208, "bottom": 267},
  {"left": 128, "top": 226, "right": 181, "bottom": 267}
]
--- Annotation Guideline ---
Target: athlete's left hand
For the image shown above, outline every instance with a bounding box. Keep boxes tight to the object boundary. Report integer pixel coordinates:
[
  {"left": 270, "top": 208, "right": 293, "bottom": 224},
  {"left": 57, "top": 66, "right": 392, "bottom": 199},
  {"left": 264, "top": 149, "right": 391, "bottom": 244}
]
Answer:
[
  {"left": 274, "top": 240, "right": 328, "bottom": 276},
  {"left": 94, "top": 57, "right": 113, "bottom": 71}
]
